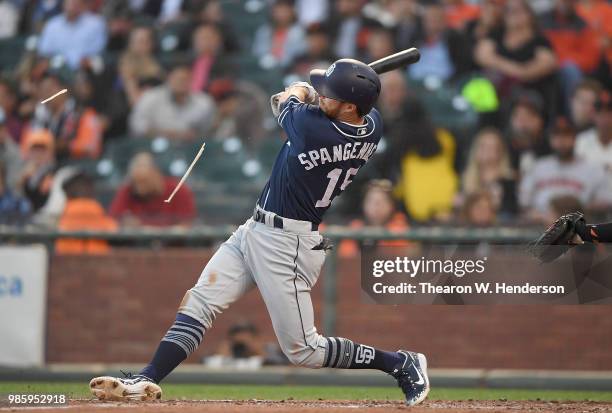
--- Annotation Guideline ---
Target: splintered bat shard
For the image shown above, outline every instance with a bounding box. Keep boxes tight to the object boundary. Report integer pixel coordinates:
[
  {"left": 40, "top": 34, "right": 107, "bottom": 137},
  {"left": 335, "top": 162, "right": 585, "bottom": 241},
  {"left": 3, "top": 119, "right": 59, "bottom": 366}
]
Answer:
[
  {"left": 164, "top": 142, "right": 206, "bottom": 203},
  {"left": 40, "top": 88, "right": 68, "bottom": 104}
]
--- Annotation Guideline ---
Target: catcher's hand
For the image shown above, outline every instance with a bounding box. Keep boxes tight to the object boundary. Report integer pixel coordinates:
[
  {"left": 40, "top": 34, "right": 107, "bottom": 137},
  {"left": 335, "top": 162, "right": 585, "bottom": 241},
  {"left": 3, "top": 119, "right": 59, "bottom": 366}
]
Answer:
[
  {"left": 529, "top": 212, "right": 587, "bottom": 263},
  {"left": 270, "top": 82, "right": 318, "bottom": 117}
]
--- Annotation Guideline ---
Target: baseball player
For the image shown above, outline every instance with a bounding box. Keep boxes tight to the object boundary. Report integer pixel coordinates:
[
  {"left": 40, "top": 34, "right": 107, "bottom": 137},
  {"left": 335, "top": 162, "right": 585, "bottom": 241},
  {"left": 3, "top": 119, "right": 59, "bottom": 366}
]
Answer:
[
  {"left": 90, "top": 59, "right": 430, "bottom": 406},
  {"left": 530, "top": 212, "right": 612, "bottom": 263}
]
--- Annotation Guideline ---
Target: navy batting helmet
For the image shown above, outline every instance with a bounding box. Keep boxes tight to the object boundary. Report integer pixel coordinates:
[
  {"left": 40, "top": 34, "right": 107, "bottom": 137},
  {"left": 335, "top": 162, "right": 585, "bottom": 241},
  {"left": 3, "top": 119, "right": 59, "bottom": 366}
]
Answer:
[{"left": 310, "top": 59, "right": 381, "bottom": 116}]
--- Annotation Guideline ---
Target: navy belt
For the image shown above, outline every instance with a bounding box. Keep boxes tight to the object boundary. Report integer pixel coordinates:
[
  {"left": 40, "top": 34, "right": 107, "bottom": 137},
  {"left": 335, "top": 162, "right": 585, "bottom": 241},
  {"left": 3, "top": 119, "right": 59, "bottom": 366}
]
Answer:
[{"left": 253, "top": 208, "right": 319, "bottom": 231}]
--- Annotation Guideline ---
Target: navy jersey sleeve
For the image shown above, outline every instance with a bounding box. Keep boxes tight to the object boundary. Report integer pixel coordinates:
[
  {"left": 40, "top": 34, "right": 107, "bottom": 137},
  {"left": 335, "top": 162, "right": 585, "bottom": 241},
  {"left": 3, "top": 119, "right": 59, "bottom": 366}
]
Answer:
[{"left": 277, "top": 95, "right": 320, "bottom": 153}]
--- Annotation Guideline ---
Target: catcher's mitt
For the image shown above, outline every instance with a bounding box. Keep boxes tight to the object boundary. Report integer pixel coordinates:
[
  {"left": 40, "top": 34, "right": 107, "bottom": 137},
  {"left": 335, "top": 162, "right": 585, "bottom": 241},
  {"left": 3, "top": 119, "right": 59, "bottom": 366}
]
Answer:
[{"left": 529, "top": 212, "right": 587, "bottom": 263}]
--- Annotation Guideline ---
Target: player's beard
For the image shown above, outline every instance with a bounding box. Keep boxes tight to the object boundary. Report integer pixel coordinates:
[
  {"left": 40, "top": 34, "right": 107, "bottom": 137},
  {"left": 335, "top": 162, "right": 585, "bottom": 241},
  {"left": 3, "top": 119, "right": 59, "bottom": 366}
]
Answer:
[{"left": 320, "top": 101, "right": 342, "bottom": 119}]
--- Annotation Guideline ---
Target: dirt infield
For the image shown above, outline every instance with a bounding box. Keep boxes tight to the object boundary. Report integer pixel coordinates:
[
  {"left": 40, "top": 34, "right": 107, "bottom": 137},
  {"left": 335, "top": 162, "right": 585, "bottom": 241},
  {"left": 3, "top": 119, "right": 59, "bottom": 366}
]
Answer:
[{"left": 5, "top": 399, "right": 611, "bottom": 413}]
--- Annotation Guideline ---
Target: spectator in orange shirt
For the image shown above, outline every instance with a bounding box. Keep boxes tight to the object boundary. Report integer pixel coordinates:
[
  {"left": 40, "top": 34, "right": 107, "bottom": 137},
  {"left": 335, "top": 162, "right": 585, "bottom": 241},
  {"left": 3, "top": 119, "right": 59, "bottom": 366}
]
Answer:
[
  {"left": 32, "top": 71, "right": 103, "bottom": 161},
  {"left": 444, "top": 0, "right": 480, "bottom": 30},
  {"left": 109, "top": 152, "right": 196, "bottom": 227},
  {"left": 541, "top": 0, "right": 602, "bottom": 102},
  {"left": 576, "top": 0, "right": 612, "bottom": 62},
  {"left": 338, "top": 180, "right": 411, "bottom": 258},
  {"left": 55, "top": 171, "right": 118, "bottom": 254}
]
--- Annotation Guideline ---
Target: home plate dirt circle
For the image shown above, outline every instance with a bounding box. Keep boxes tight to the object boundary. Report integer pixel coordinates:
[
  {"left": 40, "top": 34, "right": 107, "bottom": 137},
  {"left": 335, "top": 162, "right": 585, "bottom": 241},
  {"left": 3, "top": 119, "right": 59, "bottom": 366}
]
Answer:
[{"left": 5, "top": 399, "right": 612, "bottom": 413}]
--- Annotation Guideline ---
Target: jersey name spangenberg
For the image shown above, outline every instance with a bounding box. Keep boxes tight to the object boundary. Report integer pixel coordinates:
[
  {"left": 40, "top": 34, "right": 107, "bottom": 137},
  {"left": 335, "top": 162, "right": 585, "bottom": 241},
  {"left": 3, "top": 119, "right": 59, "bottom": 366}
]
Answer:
[{"left": 298, "top": 141, "right": 378, "bottom": 171}]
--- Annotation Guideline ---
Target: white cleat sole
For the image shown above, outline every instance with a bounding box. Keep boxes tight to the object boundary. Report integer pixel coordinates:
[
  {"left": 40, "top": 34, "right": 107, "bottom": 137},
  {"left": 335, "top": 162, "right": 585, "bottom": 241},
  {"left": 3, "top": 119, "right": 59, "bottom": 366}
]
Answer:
[
  {"left": 407, "top": 353, "right": 430, "bottom": 406},
  {"left": 89, "top": 376, "right": 162, "bottom": 401}
]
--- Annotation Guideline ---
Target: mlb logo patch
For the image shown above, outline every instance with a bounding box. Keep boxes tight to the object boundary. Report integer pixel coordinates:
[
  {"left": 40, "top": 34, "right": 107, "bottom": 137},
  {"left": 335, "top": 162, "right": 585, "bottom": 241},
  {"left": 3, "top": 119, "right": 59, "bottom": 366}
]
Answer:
[{"left": 357, "top": 128, "right": 367, "bottom": 136}]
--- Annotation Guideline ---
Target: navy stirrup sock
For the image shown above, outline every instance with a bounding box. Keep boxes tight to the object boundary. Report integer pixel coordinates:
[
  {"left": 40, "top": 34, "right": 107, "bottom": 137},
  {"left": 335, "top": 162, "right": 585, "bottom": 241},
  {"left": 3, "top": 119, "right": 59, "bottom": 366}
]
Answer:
[
  {"left": 322, "top": 337, "right": 404, "bottom": 374},
  {"left": 140, "top": 313, "right": 205, "bottom": 383}
]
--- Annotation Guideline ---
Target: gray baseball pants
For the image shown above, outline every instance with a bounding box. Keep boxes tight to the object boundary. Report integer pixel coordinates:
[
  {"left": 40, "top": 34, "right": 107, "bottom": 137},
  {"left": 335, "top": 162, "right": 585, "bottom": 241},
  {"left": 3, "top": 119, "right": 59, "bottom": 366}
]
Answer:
[{"left": 178, "top": 214, "right": 329, "bottom": 367}]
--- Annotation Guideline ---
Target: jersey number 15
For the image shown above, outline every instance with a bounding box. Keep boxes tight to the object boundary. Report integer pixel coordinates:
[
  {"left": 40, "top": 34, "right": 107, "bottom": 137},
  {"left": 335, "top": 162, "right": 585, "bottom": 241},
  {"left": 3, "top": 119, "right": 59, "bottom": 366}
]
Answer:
[{"left": 315, "top": 167, "right": 359, "bottom": 208}]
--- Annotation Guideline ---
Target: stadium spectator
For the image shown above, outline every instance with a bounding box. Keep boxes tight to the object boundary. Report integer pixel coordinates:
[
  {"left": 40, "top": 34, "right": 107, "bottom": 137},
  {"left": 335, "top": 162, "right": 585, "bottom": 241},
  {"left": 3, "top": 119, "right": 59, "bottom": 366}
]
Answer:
[
  {"left": 444, "top": 0, "right": 480, "bottom": 30},
  {"left": 0, "top": 159, "right": 30, "bottom": 226},
  {"left": 361, "top": 27, "right": 395, "bottom": 63},
  {"left": 129, "top": 64, "right": 216, "bottom": 140},
  {"left": 289, "top": 24, "right": 336, "bottom": 77},
  {"left": 195, "top": 0, "right": 240, "bottom": 54},
  {"left": 158, "top": 0, "right": 190, "bottom": 24},
  {"left": 37, "top": 0, "right": 107, "bottom": 70},
  {"left": 465, "top": 0, "right": 504, "bottom": 40},
  {"left": 519, "top": 117, "right": 612, "bottom": 218},
  {"left": 474, "top": 0, "right": 558, "bottom": 114},
  {"left": 408, "top": 0, "right": 471, "bottom": 82},
  {"left": 575, "top": 90, "right": 612, "bottom": 185},
  {"left": 506, "top": 91, "right": 550, "bottom": 174},
  {"left": 31, "top": 72, "right": 103, "bottom": 160},
  {"left": 18, "top": 129, "right": 56, "bottom": 212},
  {"left": 0, "top": 78, "right": 23, "bottom": 143},
  {"left": 99, "top": 0, "right": 136, "bottom": 51},
  {"left": 464, "top": 0, "right": 504, "bottom": 67},
  {"left": 208, "top": 79, "right": 267, "bottom": 145},
  {"left": 375, "top": 72, "right": 458, "bottom": 224},
  {"left": 338, "top": 179, "right": 411, "bottom": 258},
  {"left": 109, "top": 152, "right": 196, "bottom": 227},
  {"left": 19, "top": 0, "right": 63, "bottom": 34},
  {"left": 190, "top": 24, "right": 235, "bottom": 93},
  {"left": 13, "top": 54, "right": 50, "bottom": 123},
  {"left": 118, "top": 25, "right": 164, "bottom": 107},
  {"left": 0, "top": 0, "right": 19, "bottom": 39},
  {"left": 15, "top": 127, "right": 76, "bottom": 226},
  {"left": 461, "top": 127, "right": 518, "bottom": 217},
  {"left": 295, "top": 0, "right": 329, "bottom": 26},
  {"left": 576, "top": 0, "right": 612, "bottom": 65},
  {"left": 389, "top": 0, "right": 419, "bottom": 52},
  {"left": 329, "top": 0, "right": 379, "bottom": 59},
  {"left": 214, "top": 321, "right": 264, "bottom": 360},
  {"left": 55, "top": 172, "right": 118, "bottom": 254},
  {"left": 374, "top": 73, "right": 458, "bottom": 223},
  {"left": 461, "top": 190, "right": 498, "bottom": 227},
  {"left": 252, "top": 0, "right": 306, "bottom": 68},
  {"left": 206, "top": 320, "right": 292, "bottom": 368},
  {"left": 393, "top": 99, "right": 458, "bottom": 223},
  {"left": 541, "top": 0, "right": 601, "bottom": 101},
  {"left": 570, "top": 78, "right": 602, "bottom": 133},
  {"left": 0, "top": 108, "right": 22, "bottom": 194}
]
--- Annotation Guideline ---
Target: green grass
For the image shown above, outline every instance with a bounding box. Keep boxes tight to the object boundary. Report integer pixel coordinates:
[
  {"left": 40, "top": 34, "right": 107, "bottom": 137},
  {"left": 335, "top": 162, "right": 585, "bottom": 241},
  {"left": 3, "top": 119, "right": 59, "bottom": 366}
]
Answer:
[{"left": 1, "top": 382, "right": 611, "bottom": 402}]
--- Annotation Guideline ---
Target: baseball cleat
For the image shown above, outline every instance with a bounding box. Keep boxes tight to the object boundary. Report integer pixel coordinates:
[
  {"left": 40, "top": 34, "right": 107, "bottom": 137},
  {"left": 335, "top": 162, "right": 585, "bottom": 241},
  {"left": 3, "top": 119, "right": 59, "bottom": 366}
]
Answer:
[
  {"left": 89, "top": 374, "right": 162, "bottom": 401},
  {"left": 391, "top": 350, "right": 430, "bottom": 406}
]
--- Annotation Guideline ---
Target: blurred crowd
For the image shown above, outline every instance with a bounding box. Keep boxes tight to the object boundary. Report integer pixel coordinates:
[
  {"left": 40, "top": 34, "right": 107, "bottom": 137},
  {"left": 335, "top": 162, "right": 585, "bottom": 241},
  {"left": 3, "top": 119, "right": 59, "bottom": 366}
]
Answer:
[{"left": 0, "top": 0, "right": 611, "bottom": 251}]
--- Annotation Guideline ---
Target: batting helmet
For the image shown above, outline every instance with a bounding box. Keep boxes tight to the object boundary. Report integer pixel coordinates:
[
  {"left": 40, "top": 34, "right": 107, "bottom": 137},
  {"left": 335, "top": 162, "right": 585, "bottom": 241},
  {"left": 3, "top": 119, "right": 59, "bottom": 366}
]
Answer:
[{"left": 310, "top": 59, "right": 381, "bottom": 116}]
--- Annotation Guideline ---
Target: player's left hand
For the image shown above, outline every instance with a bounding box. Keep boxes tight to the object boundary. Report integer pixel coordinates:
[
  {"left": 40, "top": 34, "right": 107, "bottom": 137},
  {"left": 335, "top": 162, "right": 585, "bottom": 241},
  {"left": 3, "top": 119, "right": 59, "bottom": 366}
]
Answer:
[
  {"left": 270, "top": 82, "right": 318, "bottom": 117},
  {"left": 288, "top": 81, "right": 318, "bottom": 103}
]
